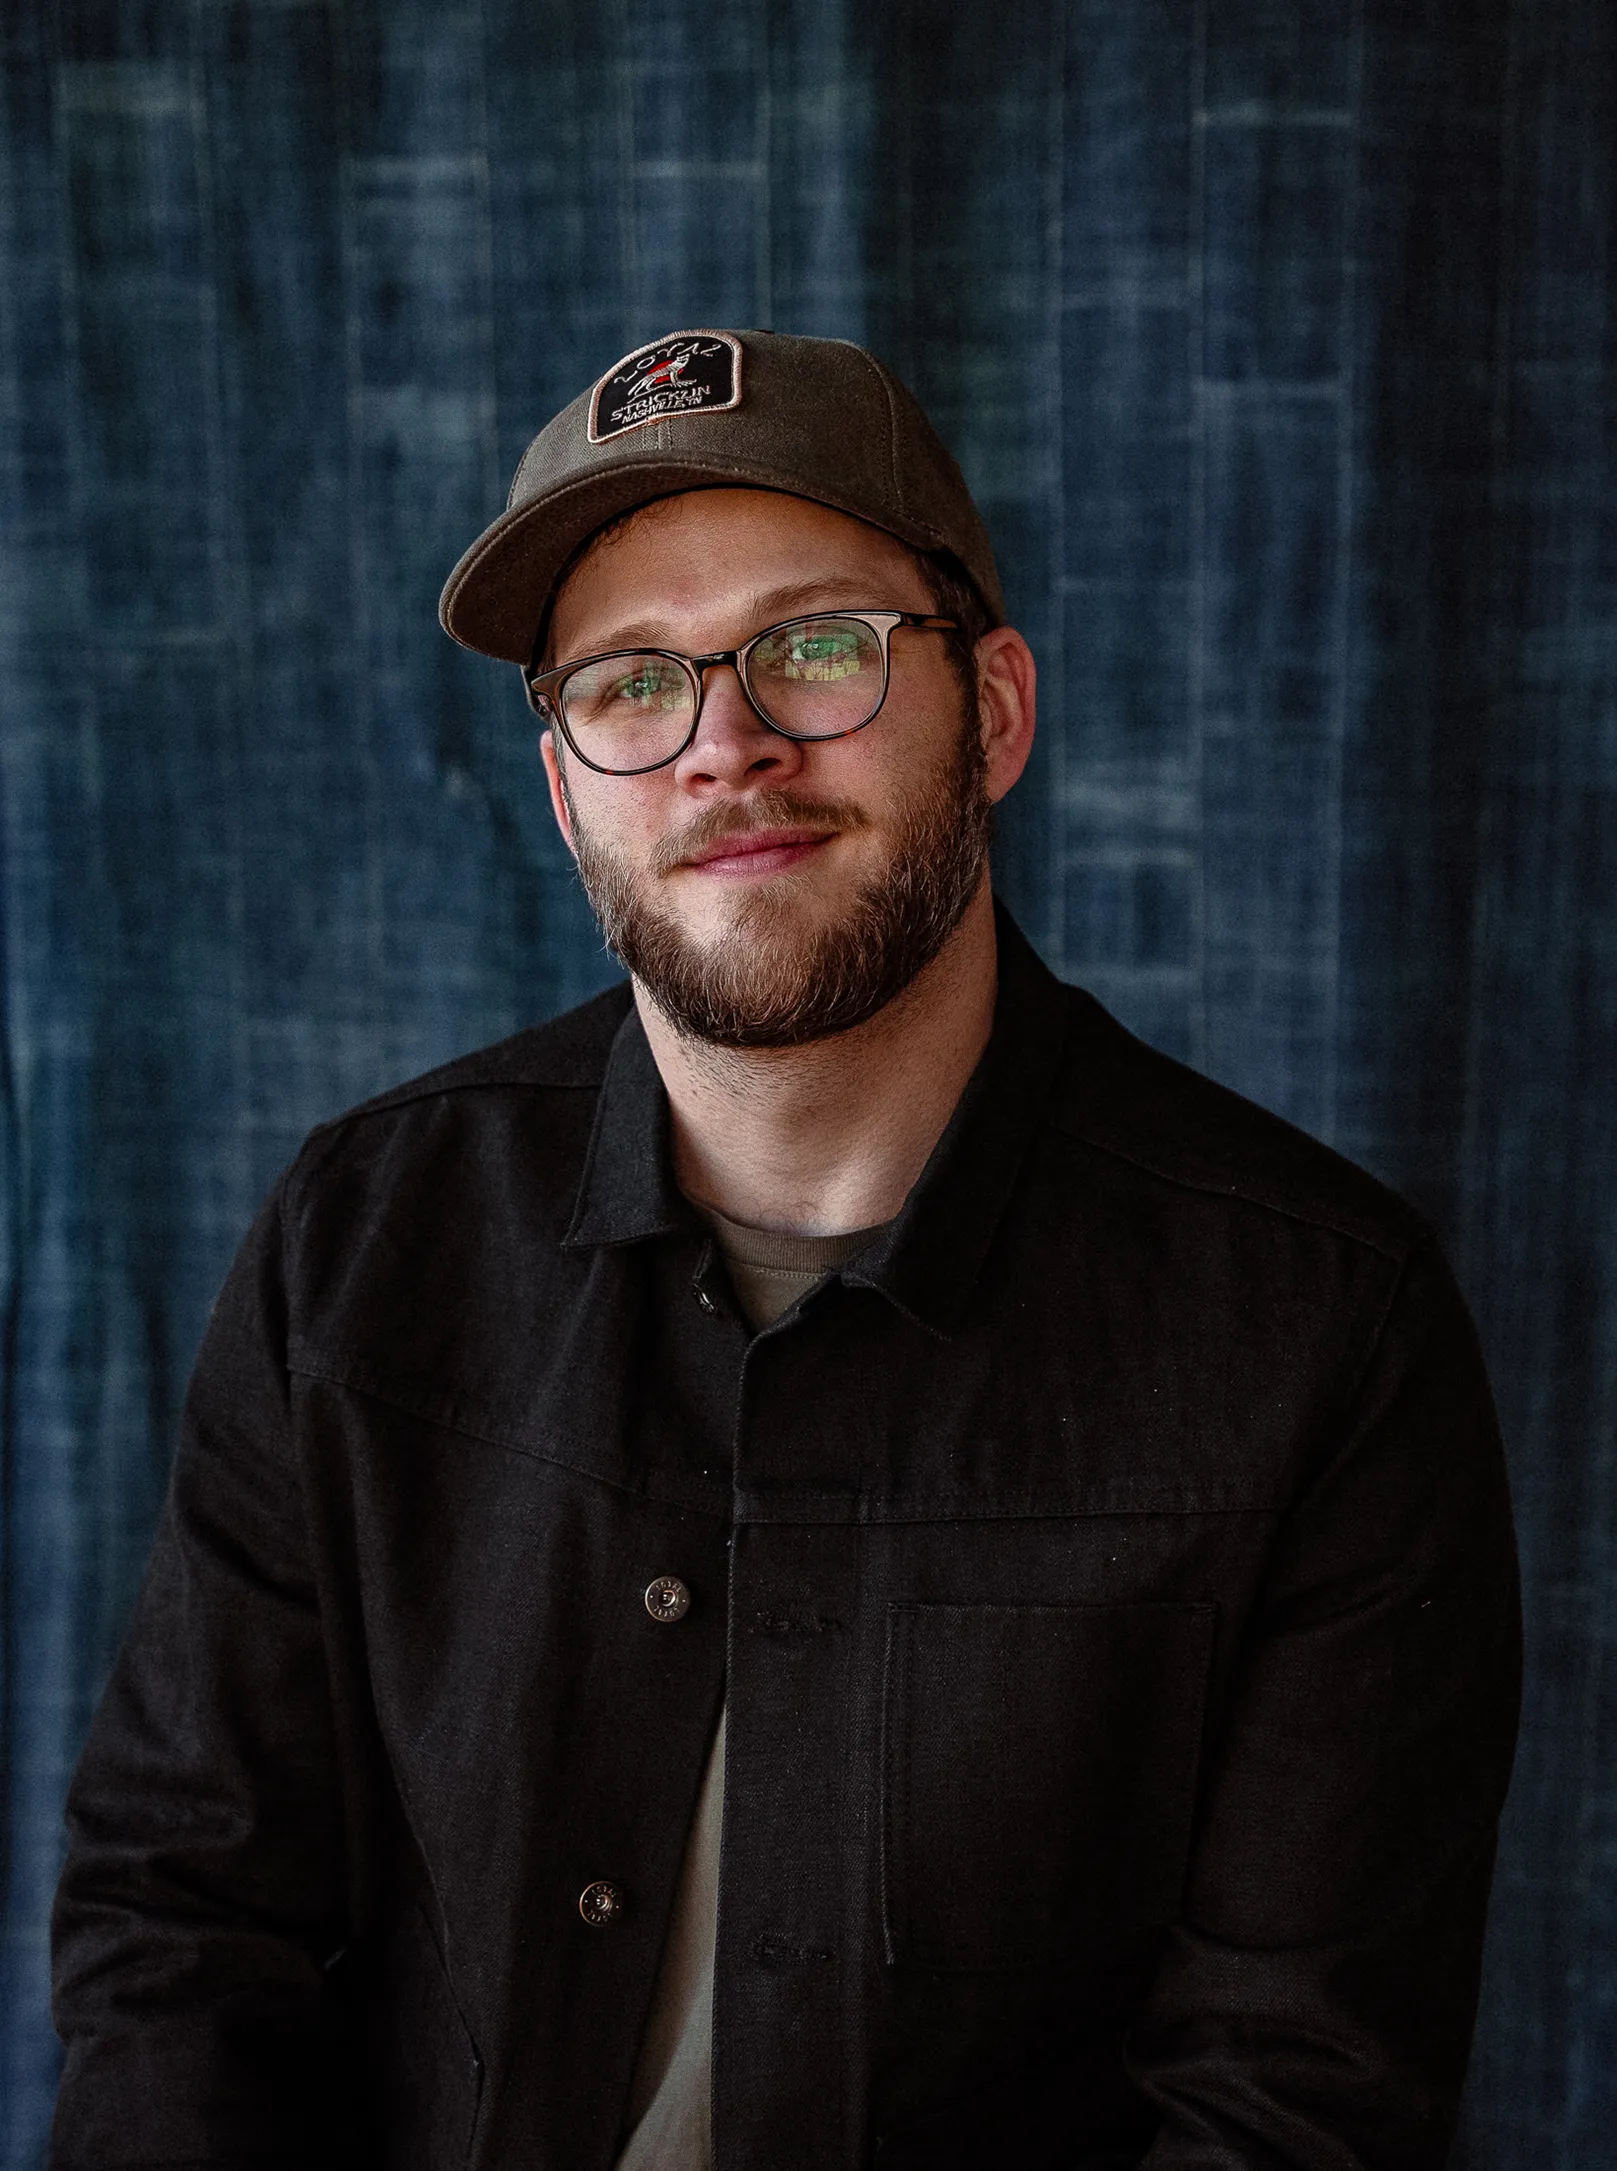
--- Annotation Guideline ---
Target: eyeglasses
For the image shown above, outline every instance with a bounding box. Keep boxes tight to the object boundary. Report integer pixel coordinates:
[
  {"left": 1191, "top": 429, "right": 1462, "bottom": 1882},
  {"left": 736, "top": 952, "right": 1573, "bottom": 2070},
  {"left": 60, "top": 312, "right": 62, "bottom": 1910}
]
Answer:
[{"left": 524, "top": 608, "right": 958, "bottom": 776}]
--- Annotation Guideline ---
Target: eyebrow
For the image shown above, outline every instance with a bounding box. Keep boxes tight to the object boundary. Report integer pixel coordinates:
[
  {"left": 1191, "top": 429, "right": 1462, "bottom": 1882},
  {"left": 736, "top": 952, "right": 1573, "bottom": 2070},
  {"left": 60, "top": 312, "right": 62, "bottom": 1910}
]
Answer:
[{"left": 556, "top": 578, "right": 898, "bottom": 662}]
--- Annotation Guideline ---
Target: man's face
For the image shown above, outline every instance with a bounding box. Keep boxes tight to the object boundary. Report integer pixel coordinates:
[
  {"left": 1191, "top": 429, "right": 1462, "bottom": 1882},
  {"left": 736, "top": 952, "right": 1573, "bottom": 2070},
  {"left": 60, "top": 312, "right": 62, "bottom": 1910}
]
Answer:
[{"left": 541, "top": 488, "right": 1009, "bottom": 1048}]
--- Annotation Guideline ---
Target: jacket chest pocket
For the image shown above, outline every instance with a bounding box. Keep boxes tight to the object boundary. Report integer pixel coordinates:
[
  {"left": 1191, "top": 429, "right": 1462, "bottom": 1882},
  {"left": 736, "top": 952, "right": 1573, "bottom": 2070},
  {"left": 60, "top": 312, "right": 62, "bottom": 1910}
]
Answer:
[{"left": 880, "top": 1600, "right": 1216, "bottom": 1971}]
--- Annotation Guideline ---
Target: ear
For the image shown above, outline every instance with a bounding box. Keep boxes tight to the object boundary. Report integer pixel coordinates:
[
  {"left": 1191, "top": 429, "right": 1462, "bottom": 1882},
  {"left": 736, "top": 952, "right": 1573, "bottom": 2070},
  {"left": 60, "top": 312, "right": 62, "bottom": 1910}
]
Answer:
[
  {"left": 973, "top": 626, "right": 1036, "bottom": 805},
  {"left": 540, "top": 730, "right": 579, "bottom": 859}
]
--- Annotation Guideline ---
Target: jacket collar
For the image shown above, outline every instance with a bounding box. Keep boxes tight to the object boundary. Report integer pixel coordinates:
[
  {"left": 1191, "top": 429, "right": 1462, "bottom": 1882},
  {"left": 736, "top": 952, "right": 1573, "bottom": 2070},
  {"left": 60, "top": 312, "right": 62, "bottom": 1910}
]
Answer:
[
  {"left": 563, "top": 997, "right": 693, "bottom": 1248},
  {"left": 562, "top": 901, "right": 1075, "bottom": 1335}
]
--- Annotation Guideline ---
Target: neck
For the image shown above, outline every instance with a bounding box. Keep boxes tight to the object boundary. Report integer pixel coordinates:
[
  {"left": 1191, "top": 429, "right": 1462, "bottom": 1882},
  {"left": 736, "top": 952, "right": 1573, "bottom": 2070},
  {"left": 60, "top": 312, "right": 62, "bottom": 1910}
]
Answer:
[{"left": 635, "top": 880, "right": 999, "bottom": 1235}]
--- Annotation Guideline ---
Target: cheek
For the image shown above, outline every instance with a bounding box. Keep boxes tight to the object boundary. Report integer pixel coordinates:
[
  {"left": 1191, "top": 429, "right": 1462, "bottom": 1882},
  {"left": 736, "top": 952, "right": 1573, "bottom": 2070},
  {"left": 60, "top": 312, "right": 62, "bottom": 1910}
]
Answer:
[
  {"left": 826, "top": 687, "right": 965, "bottom": 806},
  {"left": 566, "top": 774, "right": 676, "bottom": 860}
]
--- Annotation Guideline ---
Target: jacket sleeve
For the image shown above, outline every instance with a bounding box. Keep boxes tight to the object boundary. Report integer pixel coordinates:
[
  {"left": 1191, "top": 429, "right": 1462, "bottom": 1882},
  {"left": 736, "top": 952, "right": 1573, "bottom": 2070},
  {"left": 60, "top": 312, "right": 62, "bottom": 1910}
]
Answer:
[
  {"left": 50, "top": 1175, "right": 361, "bottom": 2168},
  {"left": 1128, "top": 1238, "right": 1522, "bottom": 2170}
]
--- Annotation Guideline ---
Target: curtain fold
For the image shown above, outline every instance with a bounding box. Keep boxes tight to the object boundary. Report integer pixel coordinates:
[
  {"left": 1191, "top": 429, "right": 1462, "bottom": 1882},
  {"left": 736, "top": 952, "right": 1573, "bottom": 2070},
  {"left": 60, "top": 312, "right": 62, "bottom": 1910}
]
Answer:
[{"left": 1, "top": 2, "right": 1612, "bottom": 2162}]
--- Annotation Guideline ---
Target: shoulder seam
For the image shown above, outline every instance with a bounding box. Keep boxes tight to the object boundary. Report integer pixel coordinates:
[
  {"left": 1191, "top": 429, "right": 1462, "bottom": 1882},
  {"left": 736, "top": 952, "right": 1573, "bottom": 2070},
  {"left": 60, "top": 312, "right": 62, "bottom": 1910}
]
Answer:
[
  {"left": 305, "top": 1072, "right": 601, "bottom": 1140},
  {"left": 1044, "top": 1109, "right": 1420, "bottom": 1263}
]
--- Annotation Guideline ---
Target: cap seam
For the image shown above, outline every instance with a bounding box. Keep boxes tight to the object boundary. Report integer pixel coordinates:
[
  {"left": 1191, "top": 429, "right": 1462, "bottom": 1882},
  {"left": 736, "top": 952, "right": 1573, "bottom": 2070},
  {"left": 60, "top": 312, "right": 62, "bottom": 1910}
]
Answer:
[{"left": 869, "top": 352, "right": 906, "bottom": 516}]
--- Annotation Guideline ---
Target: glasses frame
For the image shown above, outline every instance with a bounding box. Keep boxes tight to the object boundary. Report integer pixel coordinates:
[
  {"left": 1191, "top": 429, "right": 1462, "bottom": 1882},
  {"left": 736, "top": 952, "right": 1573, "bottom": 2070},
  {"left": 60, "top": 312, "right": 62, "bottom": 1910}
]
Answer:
[{"left": 524, "top": 607, "right": 959, "bottom": 776}]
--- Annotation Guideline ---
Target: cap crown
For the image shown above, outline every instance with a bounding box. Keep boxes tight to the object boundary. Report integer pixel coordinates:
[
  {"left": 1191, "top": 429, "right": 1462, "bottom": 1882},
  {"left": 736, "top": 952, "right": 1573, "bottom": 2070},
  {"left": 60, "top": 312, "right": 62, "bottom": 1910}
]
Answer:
[{"left": 439, "top": 329, "right": 1005, "bottom": 664}]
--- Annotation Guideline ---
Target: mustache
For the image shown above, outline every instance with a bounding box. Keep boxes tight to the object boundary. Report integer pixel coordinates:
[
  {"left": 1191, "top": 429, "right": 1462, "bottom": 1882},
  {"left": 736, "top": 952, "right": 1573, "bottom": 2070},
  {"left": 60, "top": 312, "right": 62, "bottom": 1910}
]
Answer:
[{"left": 649, "top": 790, "right": 870, "bottom": 877}]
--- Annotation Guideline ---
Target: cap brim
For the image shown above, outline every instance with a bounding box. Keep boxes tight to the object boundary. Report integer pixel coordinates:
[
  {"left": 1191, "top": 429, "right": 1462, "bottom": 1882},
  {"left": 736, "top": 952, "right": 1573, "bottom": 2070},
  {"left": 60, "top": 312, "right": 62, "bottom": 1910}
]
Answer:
[{"left": 437, "top": 455, "right": 970, "bottom": 666}]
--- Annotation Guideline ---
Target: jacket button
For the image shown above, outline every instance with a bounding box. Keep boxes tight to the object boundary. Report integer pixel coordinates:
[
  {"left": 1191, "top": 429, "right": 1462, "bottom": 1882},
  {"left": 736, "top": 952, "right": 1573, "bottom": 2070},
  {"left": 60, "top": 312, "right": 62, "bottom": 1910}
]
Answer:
[
  {"left": 695, "top": 1287, "right": 718, "bottom": 1314},
  {"left": 578, "top": 1881, "right": 623, "bottom": 1927},
  {"left": 644, "top": 1575, "right": 691, "bottom": 1624}
]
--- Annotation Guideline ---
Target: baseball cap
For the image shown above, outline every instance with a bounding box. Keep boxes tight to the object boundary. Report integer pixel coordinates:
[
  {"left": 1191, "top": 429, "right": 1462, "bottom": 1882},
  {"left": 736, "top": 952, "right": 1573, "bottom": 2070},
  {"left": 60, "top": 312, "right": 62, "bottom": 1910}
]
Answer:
[{"left": 438, "top": 328, "right": 1006, "bottom": 666}]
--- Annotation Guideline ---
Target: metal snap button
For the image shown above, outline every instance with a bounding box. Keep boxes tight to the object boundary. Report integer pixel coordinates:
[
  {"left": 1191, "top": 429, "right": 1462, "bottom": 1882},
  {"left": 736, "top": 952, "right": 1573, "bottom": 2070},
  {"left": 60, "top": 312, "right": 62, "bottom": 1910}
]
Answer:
[
  {"left": 578, "top": 1880, "right": 623, "bottom": 1927},
  {"left": 644, "top": 1575, "right": 691, "bottom": 1624}
]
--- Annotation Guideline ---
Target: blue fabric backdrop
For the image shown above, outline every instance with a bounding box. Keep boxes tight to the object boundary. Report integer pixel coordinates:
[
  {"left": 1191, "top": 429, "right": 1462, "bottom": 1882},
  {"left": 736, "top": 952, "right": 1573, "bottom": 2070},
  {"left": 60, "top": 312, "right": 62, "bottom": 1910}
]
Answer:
[{"left": 2, "top": 2, "right": 1613, "bottom": 2162}]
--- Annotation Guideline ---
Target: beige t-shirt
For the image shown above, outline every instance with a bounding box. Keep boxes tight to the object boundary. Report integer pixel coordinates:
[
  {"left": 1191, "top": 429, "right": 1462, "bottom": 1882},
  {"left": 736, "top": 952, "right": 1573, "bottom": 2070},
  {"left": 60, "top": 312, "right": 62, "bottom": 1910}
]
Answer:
[{"left": 613, "top": 1207, "right": 885, "bottom": 2171}]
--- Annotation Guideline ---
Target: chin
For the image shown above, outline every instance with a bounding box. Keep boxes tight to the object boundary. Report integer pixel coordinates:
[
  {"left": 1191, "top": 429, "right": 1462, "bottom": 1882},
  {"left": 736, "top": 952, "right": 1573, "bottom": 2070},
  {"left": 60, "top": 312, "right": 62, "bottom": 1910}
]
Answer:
[{"left": 683, "top": 864, "right": 845, "bottom": 942}]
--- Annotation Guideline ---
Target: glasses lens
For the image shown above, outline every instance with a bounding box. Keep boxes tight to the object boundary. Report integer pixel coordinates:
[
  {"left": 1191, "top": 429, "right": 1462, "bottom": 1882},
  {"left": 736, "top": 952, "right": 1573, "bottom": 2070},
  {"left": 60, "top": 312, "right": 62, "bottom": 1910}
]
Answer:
[
  {"left": 746, "top": 616, "right": 885, "bottom": 737},
  {"left": 559, "top": 653, "right": 695, "bottom": 772}
]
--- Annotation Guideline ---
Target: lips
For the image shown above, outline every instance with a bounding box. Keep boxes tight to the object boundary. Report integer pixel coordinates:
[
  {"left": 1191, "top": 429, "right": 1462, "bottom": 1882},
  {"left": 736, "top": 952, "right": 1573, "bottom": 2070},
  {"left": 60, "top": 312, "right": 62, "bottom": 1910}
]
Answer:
[{"left": 679, "top": 824, "right": 835, "bottom": 874}]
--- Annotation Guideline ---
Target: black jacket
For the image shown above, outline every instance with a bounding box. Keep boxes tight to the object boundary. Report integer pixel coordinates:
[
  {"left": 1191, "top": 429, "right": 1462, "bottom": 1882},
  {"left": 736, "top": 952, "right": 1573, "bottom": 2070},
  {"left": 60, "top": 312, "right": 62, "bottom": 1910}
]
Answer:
[{"left": 51, "top": 911, "right": 1521, "bottom": 2171}]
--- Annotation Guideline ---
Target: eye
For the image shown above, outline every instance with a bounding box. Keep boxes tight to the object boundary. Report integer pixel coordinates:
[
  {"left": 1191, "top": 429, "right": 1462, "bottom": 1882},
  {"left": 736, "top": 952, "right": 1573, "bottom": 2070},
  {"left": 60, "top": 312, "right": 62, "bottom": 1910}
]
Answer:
[
  {"left": 784, "top": 634, "right": 860, "bottom": 678},
  {"left": 764, "top": 621, "right": 874, "bottom": 682},
  {"left": 607, "top": 660, "right": 685, "bottom": 708}
]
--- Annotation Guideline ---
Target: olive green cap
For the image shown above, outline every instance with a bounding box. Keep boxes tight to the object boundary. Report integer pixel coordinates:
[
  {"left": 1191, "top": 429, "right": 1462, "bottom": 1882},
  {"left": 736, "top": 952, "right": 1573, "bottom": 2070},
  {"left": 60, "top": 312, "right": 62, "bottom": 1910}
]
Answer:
[{"left": 438, "top": 328, "right": 1005, "bottom": 665}]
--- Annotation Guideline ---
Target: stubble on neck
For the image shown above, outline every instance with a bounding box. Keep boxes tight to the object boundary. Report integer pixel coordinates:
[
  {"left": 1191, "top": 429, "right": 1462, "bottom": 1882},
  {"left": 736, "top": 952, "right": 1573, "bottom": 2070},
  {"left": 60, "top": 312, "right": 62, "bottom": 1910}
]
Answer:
[{"left": 638, "top": 877, "right": 1000, "bottom": 1235}]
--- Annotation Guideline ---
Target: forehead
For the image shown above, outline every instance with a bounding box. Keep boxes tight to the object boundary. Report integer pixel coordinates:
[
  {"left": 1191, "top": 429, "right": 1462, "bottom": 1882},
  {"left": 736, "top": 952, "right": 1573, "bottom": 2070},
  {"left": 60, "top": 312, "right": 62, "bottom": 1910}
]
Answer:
[{"left": 548, "top": 487, "right": 932, "bottom": 655}]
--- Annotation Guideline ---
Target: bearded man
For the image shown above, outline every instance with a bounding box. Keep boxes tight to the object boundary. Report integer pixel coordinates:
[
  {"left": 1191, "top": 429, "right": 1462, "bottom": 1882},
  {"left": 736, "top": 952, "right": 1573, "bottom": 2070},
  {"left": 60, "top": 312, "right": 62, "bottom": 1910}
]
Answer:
[{"left": 50, "top": 331, "right": 1520, "bottom": 2171}]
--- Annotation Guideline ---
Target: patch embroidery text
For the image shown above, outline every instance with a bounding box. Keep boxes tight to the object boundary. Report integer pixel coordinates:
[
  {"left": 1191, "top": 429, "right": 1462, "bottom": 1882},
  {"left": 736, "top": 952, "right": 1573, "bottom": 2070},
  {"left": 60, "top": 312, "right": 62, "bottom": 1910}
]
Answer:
[{"left": 588, "top": 332, "right": 743, "bottom": 443}]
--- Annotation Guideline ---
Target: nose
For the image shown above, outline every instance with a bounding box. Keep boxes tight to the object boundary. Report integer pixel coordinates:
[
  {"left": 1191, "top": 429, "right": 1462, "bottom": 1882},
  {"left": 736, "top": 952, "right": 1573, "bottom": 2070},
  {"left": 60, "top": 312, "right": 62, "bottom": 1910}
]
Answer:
[{"left": 672, "top": 662, "right": 806, "bottom": 792}]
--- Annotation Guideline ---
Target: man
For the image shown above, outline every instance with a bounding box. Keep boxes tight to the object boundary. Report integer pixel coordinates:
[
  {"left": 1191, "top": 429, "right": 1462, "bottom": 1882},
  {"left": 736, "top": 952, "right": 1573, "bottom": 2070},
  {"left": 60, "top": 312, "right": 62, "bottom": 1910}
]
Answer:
[{"left": 51, "top": 329, "right": 1520, "bottom": 2170}]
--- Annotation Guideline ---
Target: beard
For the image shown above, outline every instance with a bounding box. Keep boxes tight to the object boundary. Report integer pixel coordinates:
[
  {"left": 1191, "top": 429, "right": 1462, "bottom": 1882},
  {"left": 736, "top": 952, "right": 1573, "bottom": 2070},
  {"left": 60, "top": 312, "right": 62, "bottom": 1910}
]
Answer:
[{"left": 565, "top": 716, "right": 994, "bottom": 1049}]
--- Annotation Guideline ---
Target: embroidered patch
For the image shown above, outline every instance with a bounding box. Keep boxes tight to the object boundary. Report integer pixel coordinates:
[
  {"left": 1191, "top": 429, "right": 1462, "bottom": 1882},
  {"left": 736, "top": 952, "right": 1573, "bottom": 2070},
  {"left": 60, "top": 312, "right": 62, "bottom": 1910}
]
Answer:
[{"left": 587, "top": 330, "right": 743, "bottom": 443}]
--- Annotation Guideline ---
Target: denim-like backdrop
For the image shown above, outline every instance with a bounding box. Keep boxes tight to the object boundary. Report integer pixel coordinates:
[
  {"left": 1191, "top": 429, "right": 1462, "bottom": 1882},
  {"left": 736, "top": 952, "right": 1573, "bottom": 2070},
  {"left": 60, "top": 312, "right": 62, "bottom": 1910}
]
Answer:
[{"left": 1, "top": 1, "right": 1612, "bottom": 2162}]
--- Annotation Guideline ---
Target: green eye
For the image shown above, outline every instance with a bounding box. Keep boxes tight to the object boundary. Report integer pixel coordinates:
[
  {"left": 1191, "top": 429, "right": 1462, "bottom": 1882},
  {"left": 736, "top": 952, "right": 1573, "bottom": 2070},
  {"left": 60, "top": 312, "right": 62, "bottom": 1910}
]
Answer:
[
  {"left": 762, "top": 621, "right": 875, "bottom": 682},
  {"left": 790, "top": 633, "right": 863, "bottom": 673},
  {"left": 609, "top": 661, "right": 684, "bottom": 708},
  {"left": 562, "top": 651, "right": 693, "bottom": 736}
]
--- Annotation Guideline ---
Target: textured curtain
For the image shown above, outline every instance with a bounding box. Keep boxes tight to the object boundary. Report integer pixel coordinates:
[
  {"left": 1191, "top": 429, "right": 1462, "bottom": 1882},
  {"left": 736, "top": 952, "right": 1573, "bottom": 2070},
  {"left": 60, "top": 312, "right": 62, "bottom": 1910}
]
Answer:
[{"left": 2, "top": 2, "right": 1613, "bottom": 2163}]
